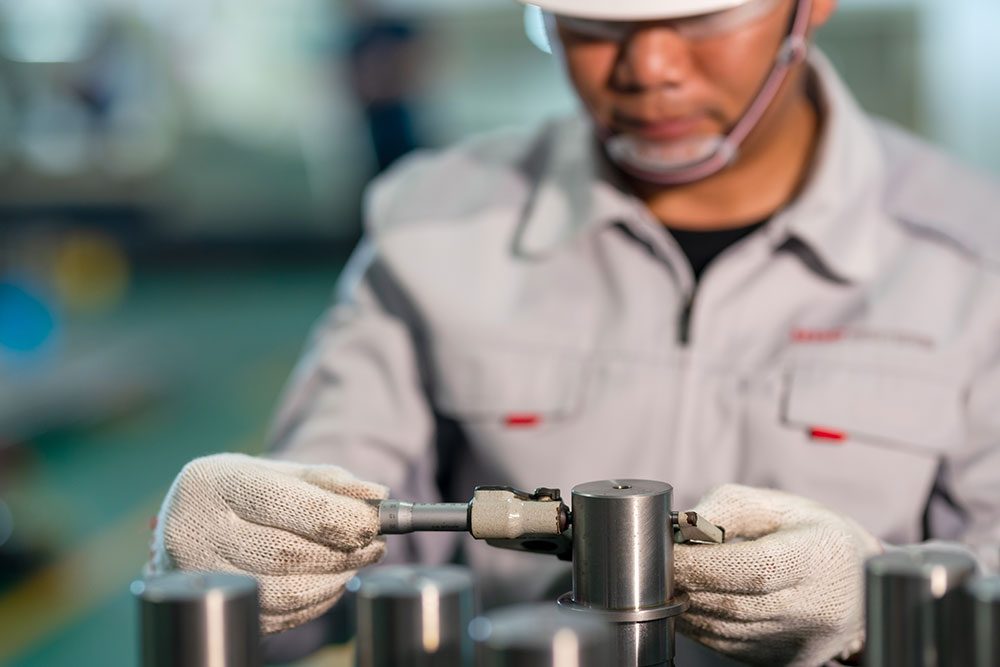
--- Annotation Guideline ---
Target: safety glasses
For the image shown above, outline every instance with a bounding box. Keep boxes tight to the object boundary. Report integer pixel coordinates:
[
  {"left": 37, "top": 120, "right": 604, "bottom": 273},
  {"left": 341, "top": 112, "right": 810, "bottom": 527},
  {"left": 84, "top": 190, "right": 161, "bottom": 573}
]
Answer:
[{"left": 555, "top": 0, "right": 785, "bottom": 42}]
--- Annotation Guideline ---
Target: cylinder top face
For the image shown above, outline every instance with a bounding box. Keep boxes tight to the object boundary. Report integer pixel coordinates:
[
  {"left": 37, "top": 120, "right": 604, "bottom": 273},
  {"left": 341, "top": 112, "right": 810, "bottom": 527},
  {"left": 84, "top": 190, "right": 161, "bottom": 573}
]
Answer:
[
  {"left": 133, "top": 572, "right": 258, "bottom": 603},
  {"left": 352, "top": 565, "right": 474, "bottom": 600},
  {"left": 474, "top": 604, "right": 611, "bottom": 667},
  {"left": 572, "top": 479, "right": 672, "bottom": 500},
  {"left": 867, "top": 548, "right": 978, "bottom": 588}
]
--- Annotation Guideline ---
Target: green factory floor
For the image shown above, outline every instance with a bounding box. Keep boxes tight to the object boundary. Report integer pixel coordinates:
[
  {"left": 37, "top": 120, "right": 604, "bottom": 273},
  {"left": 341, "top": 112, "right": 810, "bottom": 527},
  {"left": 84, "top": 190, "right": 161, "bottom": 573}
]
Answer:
[{"left": 0, "top": 260, "right": 352, "bottom": 667}]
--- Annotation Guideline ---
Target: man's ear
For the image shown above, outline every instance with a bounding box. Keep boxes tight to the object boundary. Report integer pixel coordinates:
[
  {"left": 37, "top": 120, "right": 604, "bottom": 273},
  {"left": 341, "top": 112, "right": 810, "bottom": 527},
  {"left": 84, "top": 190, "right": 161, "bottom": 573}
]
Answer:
[{"left": 809, "top": 0, "right": 838, "bottom": 29}]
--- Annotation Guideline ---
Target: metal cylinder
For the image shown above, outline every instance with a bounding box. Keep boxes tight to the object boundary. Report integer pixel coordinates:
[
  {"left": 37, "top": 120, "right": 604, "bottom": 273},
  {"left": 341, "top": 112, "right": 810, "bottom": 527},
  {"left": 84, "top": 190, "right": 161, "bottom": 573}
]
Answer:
[
  {"left": 558, "top": 479, "right": 685, "bottom": 667},
  {"left": 352, "top": 564, "right": 476, "bottom": 667},
  {"left": 133, "top": 571, "right": 260, "bottom": 667},
  {"left": 865, "top": 547, "right": 978, "bottom": 667},
  {"left": 472, "top": 603, "right": 613, "bottom": 667},
  {"left": 965, "top": 575, "right": 1000, "bottom": 667}
]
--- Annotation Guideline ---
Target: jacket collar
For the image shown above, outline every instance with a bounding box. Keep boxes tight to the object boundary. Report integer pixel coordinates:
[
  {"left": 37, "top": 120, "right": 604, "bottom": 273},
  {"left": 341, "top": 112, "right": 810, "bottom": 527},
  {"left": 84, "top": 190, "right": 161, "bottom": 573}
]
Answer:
[
  {"left": 765, "top": 51, "right": 905, "bottom": 284},
  {"left": 514, "top": 116, "right": 634, "bottom": 257},
  {"left": 515, "top": 50, "right": 905, "bottom": 284}
]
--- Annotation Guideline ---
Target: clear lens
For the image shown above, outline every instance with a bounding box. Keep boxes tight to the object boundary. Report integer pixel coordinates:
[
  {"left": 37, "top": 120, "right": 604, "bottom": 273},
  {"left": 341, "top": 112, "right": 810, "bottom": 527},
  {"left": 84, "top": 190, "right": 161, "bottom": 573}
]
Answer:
[
  {"left": 672, "top": 0, "right": 783, "bottom": 40},
  {"left": 557, "top": 16, "right": 633, "bottom": 42},
  {"left": 556, "top": 0, "right": 783, "bottom": 42}
]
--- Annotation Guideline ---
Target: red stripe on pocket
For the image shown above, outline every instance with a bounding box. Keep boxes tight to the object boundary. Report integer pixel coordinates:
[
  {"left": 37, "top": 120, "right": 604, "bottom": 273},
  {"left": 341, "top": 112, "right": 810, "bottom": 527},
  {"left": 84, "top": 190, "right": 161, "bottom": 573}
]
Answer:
[
  {"left": 505, "top": 414, "right": 542, "bottom": 428},
  {"left": 809, "top": 427, "right": 847, "bottom": 443}
]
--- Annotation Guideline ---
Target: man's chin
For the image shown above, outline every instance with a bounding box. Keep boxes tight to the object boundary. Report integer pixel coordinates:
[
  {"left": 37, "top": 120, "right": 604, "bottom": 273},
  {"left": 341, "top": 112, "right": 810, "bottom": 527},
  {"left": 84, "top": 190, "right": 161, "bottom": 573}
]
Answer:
[{"left": 604, "top": 133, "right": 727, "bottom": 172}]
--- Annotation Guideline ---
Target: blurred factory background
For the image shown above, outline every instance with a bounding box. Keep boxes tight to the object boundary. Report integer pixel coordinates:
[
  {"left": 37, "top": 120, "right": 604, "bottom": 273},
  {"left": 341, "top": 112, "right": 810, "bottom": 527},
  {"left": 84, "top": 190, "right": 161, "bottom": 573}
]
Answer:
[{"left": 0, "top": 0, "right": 997, "bottom": 665}]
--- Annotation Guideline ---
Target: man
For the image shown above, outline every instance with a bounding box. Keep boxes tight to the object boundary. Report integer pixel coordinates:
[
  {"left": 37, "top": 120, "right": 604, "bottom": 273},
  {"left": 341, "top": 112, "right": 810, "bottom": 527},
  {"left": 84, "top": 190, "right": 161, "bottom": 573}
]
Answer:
[{"left": 151, "top": 0, "right": 1000, "bottom": 664}]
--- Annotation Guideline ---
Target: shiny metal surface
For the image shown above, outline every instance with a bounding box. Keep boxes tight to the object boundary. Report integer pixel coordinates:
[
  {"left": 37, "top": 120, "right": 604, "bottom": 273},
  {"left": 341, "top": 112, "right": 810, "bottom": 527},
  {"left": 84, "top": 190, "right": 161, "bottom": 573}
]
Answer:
[
  {"left": 966, "top": 575, "right": 1000, "bottom": 667},
  {"left": 572, "top": 479, "right": 674, "bottom": 608},
  {"left": 377, "top": 500, "right": 469, "bottom": 534},
  {"left": 353, "top": 565, "right": 476, "bottom": 667},
  {"left": 865, "top": 547, "right": 978, "bottom": 667},
  {"left": 557, "top": 591, "right": 689, "bottom": 623},
  {"left": 473, "top": 603, "right": 612, "bottom": 667},
  {"left": 133, "top": 571, "right": 260, "bottom": 667},
  {"left": 565, "top": 479, "right": 681, "bottom": 666}
]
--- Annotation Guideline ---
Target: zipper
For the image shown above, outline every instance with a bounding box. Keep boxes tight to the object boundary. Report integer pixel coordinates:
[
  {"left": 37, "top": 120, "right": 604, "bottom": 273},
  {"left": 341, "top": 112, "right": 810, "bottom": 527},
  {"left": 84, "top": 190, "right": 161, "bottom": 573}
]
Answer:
[{"left": 678, "top": 292, "right": 696, "bottom": 346}]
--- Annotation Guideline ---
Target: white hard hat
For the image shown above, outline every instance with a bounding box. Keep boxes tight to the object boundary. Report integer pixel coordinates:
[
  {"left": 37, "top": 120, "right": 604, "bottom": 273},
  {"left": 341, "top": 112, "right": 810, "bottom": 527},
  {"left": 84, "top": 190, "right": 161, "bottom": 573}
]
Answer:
[{"left": 517, "top": 0, "right": 755, "bottom": 21}]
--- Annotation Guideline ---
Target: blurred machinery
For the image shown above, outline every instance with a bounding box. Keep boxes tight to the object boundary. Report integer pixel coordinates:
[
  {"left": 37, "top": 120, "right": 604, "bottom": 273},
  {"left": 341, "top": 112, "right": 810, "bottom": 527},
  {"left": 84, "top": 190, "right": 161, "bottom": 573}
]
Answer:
[
  {"left": 133, "top": 571, "right": 261, "bottom": 667},
  {"left": 866, "top": 548, "right": 1000, "bottom": 667},
  {"left": 352, "top": 565, "right": 476, "bottom": 667}
]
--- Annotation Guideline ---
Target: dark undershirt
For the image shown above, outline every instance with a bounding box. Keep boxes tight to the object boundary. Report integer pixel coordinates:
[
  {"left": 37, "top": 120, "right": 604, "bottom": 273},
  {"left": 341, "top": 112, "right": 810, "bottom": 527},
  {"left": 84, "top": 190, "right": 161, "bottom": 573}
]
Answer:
[{"left": 666, "top": 219, "right": 769, "bottom": 283}]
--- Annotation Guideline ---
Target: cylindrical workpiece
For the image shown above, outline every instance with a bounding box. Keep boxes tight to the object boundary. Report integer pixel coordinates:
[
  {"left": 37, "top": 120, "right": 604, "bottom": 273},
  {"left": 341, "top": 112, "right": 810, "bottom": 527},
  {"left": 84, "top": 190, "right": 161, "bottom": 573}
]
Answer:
[
  {"left": 353, "top": 565, "right": 476, "bottom": 667},
  {"left": 865, "top": 547, "right": 978, "bottom": 667},
  {"left": 966, "top": 575, "right": 1000, "bottom": 667},
  {"left": 473, "top": 603, "right": 613, "bottom": 667},
  {"left": 562, "top": 480, "right": 682, "bottom": 667},
  {"left": 572, "top": 479, "right": 673, "bottom": 608},
  {"left": 133, "top": 571, "right": 261, "bottom": 667}
]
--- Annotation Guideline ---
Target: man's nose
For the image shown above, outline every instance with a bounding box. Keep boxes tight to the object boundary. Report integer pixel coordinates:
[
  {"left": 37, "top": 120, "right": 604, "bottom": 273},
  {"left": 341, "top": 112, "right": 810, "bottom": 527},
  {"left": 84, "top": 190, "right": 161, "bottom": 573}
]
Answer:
[{"left": 613, "top": 26, "right": 694, "bottom": 92}]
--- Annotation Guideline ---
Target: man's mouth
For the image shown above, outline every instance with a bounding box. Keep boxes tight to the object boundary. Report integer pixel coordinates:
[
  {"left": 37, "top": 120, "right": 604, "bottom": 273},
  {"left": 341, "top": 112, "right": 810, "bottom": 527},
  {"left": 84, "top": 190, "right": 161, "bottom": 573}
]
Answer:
[{"left": 614, "top": 114, "right": 709, "bottom": 141}]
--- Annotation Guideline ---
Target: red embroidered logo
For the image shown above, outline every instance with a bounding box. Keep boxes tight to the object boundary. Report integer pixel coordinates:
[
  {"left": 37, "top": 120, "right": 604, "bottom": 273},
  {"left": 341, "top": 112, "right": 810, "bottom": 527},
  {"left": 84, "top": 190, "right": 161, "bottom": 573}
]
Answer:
[
  {"left": 791, "top": 328, "right": 845, "bottom": 343},
  {"left": 790, "top": 327, "right": 934, "bottom": 348}
]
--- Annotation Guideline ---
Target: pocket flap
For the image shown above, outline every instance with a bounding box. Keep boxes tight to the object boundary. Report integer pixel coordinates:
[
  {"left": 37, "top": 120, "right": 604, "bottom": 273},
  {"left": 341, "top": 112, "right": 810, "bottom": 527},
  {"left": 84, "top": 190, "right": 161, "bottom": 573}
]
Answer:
[
  {"left": 783, "top": 365, "right": 962, "bottom": 452},
  {"left": 432, "top": 343, "right": 585, "bottom": 420}
]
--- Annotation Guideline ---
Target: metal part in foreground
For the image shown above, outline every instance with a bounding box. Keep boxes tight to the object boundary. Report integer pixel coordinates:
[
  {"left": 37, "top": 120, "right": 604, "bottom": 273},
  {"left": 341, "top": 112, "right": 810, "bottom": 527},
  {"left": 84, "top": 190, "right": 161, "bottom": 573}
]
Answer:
[
  {"left": 865, "top": 547, "right": 978, "bottom": 667},
  {"left": 133, "top": 571, "right": 260, "bottom": 667},
  {"left": 965, "top": 575, "right": 1000, "bottom": 667},
  {"left": 565, "top": 479, "right": 684, "bottom": 666},
  {"left": 472, "top": 603, "right": 612, "bottom": 667},
  {"left": 352, "top": 565, "right": 476, "bottom": 667}
]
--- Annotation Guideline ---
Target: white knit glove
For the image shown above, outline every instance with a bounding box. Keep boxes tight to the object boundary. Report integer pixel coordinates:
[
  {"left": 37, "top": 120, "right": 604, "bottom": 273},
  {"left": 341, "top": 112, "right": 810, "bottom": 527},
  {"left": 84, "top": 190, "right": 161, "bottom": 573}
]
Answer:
[
  {"left": 674, "top": 484, "right": 882, "bottom": 666},
  {"left": 150, "top": 453, "right": 388, "bottom": 634}
]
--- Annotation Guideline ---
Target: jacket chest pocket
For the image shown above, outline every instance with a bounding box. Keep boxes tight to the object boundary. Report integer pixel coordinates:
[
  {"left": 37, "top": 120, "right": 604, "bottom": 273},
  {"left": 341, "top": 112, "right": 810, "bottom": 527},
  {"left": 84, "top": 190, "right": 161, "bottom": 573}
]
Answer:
[
  {"left": 431, "top": 341, "right": 587, "bottom": 427},
  {"left": 757, "top": 363, "right": 966, "bottom": 542},
  {"left": 782, "top": 364, "right": 963, "bottom": 452}
]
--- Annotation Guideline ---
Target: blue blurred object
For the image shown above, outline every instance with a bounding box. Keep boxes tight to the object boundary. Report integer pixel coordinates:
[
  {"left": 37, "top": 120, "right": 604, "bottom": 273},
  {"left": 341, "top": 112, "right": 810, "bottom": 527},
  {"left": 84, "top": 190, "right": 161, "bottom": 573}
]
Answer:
[{"left": 0, "top": 281, "right": 57, "bottom": 353}]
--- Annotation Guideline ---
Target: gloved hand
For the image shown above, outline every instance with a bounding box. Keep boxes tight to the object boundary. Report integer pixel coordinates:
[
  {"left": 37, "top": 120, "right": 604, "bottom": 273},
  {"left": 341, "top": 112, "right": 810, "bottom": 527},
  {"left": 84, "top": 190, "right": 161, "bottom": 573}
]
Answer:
[
  {"left": 150, "top": 453, "right": 388, "bottom": 634},
  {"left": 674, "top": 484, "right": 882, "bottom": 666}
]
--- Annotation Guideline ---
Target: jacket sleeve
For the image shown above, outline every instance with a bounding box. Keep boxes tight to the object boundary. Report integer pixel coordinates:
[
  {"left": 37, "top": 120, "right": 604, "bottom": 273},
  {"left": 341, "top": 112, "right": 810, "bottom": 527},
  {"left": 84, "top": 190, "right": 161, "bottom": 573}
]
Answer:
[
  {"left": 937, "top": 342, "right": 1000, "bottom": 573},
  {"left": 268, "top": 238, "right": 457, "bottom": 565}
]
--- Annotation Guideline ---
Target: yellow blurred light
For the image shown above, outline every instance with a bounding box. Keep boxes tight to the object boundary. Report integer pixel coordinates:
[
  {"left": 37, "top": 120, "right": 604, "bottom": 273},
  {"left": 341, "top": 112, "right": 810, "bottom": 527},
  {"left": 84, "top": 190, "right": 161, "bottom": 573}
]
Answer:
[{"left": 51, "top": 231, "right": 130, "bottom": 314}]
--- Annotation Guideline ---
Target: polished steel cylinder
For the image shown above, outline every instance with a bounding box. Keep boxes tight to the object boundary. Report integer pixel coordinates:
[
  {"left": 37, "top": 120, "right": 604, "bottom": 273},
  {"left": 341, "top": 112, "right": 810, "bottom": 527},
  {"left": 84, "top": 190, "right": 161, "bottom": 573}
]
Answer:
[
  {"left": 965, "top": 575, "right": 1000, "bottom": 667},
  {"left": 560, "top": 479, "right": 682, "bottom": 667},
  {"left": 353, "top": 564, "right": 476, "bottom": 667},
  {"left": 472, "top": 603, "right": 613, "bottom": 667},
  {"left": 572, "top": 479, "right": 673, "bottom": 608},
  {"left": 865, "top": 547, "right": 978, "bottom": 667},
  {"left": 133, "top": 571, "right": 260, "bottom": 667}
]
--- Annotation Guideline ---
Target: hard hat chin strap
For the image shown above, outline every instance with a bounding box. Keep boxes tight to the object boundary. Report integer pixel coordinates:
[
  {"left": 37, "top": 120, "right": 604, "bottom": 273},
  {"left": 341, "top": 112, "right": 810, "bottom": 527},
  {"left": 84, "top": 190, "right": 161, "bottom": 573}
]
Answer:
[{"left": 606, "top": 0, "right": 814, "bottom": 186}]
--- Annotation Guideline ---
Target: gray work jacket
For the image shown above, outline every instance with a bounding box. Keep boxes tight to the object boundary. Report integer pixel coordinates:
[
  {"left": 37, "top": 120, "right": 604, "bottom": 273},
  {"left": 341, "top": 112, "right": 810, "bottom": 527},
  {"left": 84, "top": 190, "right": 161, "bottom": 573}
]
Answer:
[{"left": 271, "top": 53, "right": 1000, "bottom": 616}]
